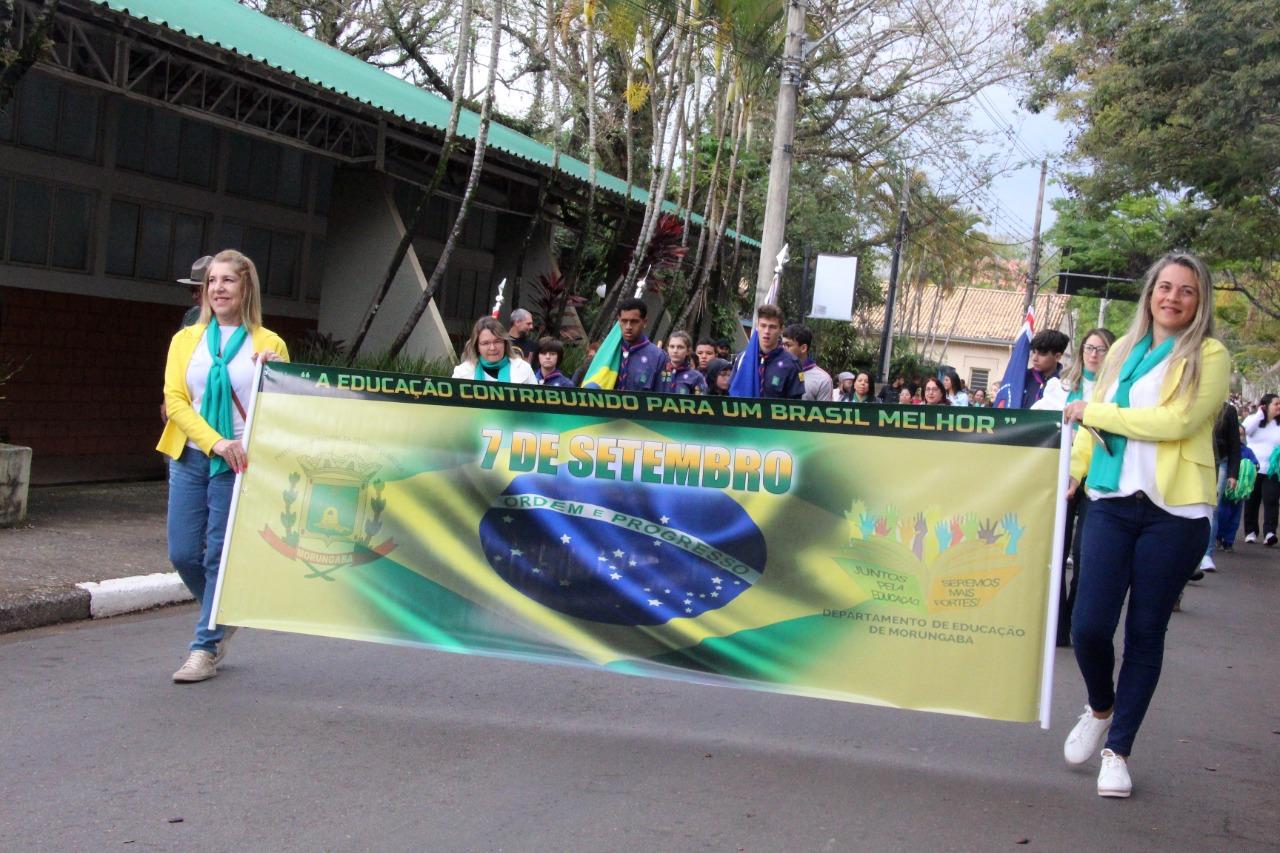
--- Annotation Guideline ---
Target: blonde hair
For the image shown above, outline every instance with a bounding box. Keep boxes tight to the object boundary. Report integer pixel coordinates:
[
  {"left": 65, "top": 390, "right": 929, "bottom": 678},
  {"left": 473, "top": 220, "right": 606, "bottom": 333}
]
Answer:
[
  {"left": 460, "top": 316, "right": 514, "bottom": 364},
  {"left": 197, "top": 249, "right": 263, "bottom": 331},
  {"left": 1092, "top": 252, "right": 1214, "bottom": 405},
  {"left": 1062, "top": 327, "right": 1116, "bottom": 393}
]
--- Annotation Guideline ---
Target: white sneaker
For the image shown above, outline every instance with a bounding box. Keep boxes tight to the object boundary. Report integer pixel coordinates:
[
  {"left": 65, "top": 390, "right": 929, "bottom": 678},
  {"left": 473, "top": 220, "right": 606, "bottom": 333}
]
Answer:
[
  {"left": 1097, "top": 749, "right": 1132, "bottom": 798},
  {"left": 172, "top": 650, "right": 218, "bottom": 683},
  {"left": 1200, "top": 554, "right": 1216, "bottom": 573},
  {"left": 1245, "top": 533, "right": 1257, "bottom": 544},
  {"left": 1064, "top": 706, "right": 1113, "bottom": 765},
  {"left": 1267, "top": 533, "right": 1277, "bottom": 547}
]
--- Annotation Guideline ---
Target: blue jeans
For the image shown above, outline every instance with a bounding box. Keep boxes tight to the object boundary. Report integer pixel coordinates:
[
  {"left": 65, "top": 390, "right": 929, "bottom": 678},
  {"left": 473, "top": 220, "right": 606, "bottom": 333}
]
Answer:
[
  {"left": 1072, "top": 493, "right": 1210, "bottom": 756},
  {"left": 167, "top": 445, "right": 234, "bottom": 653},
  {"left": 1217, "top": 498, "right": 1244, "bottom": 548}
]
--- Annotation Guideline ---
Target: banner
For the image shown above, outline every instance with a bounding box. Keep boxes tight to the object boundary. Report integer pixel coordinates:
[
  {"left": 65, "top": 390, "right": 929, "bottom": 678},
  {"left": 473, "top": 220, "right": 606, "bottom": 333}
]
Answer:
[{"left": 213, "top": 363, "right": 1067, "bottom": 724}]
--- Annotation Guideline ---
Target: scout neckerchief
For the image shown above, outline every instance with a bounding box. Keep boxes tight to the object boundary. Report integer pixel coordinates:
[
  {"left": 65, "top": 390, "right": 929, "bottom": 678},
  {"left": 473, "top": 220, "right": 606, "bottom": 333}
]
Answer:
[
  {"left": 1086, "top": 334, "right": 1175, "bottom": 492},
  {"left": 201, "top": 319, "right": 248, "bottom": 476},
  {"left": 476, "top": 356, "right": 511, "bottom": 382}
]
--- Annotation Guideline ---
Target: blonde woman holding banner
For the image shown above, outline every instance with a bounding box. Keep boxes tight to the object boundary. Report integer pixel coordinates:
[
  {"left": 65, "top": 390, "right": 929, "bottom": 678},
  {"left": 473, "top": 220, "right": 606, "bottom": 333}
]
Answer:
[
  {"left": 157, "top": 250, "right": 289, "bottom": 683},
  {"left": 1061, "top": 252, "right": 1228, "bottom": 798}
]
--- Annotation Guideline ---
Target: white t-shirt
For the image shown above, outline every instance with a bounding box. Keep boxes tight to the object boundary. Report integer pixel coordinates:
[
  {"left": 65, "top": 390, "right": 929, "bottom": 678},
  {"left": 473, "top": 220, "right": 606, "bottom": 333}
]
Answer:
[
  {"left": 1087, "top": 360, "right": 1212, "bottom": 520},
  {"left": 1243, "top": 409, "right": 1280, "bottom": 474},
  {"left": 185, "top": 325, "right": 255, "bottom": 449}
]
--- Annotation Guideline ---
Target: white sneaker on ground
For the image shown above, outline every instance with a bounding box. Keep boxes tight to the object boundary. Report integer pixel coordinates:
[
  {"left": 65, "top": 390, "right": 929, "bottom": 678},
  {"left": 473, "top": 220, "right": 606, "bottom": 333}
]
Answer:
[
  {"left": 172, "top": 650, "right": 218, "bottom": 683},
  {"left": 1064, "top": 706, "right": 1113, "bottom": 765},
  {"left": 213, "top": 626, "right": 238, "bottom": 666},
  {"left": 1097, "top": 749, "right": 1132, "bottom": 798},
  {"left": 1245, "top": 533, "right": 1257, "bottom": 544},
  {"left": 1200, "top": 554, "right": 1216, "bottom": 572},
  {"left": 1266, "top": 533, "right": 1277, "bottom": 547}
]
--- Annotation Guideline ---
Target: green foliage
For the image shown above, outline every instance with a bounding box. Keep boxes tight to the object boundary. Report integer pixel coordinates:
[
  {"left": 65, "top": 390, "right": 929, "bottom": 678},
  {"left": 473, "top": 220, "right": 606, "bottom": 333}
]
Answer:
[{"left": 1023, "top": 0, "right": 1280, "bottom": 335}]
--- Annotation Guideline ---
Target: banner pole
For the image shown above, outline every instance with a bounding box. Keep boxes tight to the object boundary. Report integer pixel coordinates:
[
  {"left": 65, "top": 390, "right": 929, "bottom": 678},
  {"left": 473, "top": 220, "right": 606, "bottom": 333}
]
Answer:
[
  {"left": 206, "top": 356, "right": 268, "bottom": 631},
  {"left": 1038, "top": 421, "right": 1073, "bottom": 729}
]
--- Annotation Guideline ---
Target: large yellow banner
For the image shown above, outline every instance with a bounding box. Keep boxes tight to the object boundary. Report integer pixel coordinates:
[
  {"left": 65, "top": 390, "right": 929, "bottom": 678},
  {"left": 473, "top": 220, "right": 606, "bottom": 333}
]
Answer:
[{"left": 213, "top": 363, "right": 1068, "bottom": 724}]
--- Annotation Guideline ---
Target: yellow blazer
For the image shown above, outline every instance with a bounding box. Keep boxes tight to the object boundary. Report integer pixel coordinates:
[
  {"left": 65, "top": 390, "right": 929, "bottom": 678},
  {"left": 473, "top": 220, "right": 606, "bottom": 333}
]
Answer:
[
  {"left": 156, "top": 323, "right": 290, "bottom": 460},
  {"left": 1070, "top": 338, "right": 1229, "bottom": 506}
]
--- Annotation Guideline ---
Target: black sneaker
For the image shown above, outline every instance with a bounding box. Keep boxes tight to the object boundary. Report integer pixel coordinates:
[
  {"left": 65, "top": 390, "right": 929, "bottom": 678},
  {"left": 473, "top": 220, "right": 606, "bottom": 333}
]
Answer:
[{"left": 1189, "top": 568, "right": 1205, "bottom": 581}]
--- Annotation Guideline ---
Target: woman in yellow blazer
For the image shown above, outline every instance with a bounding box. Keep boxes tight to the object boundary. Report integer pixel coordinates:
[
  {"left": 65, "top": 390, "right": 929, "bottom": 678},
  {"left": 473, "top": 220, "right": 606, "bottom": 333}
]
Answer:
[
  {"left": 157, "top": 249, "right": 288, "bottom": 683},
  {"left": 1059, "top": 252, "right": 1229, "bottom": 799}
]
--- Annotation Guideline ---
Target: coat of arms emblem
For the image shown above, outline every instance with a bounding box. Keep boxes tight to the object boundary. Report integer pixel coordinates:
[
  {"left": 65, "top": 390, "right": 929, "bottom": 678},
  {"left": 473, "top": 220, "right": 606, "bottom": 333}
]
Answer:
[{"left": 260, "top": 451, "right": 398, "bottom": 579}]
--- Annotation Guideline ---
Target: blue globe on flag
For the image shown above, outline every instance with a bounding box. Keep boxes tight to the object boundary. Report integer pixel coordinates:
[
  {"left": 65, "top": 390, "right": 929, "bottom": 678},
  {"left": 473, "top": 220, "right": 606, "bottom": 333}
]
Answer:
[{"left": 478, "top": 471, "right": 766, "bottom": 625}]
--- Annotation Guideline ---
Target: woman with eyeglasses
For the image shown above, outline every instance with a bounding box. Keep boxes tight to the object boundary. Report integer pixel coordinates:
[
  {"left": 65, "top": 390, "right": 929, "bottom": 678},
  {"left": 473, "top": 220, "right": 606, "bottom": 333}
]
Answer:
[
  {"left": 1035, "top": 328, "right": 1117, "bottom": 646},
  {"left": 1061, "top": 252, "right": 1228, "bottom": 798}
]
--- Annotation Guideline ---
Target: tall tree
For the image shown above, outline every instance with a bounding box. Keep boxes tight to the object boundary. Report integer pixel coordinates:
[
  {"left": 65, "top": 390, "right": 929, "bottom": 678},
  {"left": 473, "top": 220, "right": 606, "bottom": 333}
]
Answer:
[{"left": 0, "top": 0, "right": 59, "bottom": 109}]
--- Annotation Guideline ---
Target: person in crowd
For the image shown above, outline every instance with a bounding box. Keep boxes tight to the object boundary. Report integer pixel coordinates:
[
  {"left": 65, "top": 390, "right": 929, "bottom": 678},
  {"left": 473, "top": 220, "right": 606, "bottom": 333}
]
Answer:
[
  {"left": 662, "top": 330, "right": 708, "bottom": 394},
  {"left": 695, "top": 339, "right": 717, "bottom": 371},
  {"left": 1217, "top": 424, "right": 1257, "bottom": 553},
  {"left": 1241, "top": 393, "right": 1280, "bottom": 545},
  {"left": 1032, "top": 327, "right": 1117, "bottom": 645},
  {"left": 921, "top": 377, "right": 949, "bottom": 405},
  {"left": 704, "top": 357, "right": 733, "bottom": 396},
  {"left": 878, "top": 374, "right": 905, "bottom": 403},
  {"left": 1202, "top": 400, "right": 1242, "bottom": 569},
  {"left": 1023, "top": 330, "right": 1071, "bottom": 407},
  {"left": 971, "top": 388, "right": 990, "bottom": 407},
  {"left": 715, "top": 338, "right": 733, "bottom": 361},
  {"left": 833, "top": 372, "right": 855, "bottom": 401},
  {"left": 157, "top": 249, "right": 289, "bottom": 683},
  {"left": 730, "top": 305, "right": 804, "bottom": 399},
  {"left": 898, "top": 386, "right": 914, "bottom": 405},
  {"left": 847, "top": 371, "right": 875, "bottom": 403},
  {"left": 1061, "top": 251, "right": 1228, "bottom": 798},
  {"left": 942, "top": 371, "right": 969, "bottom": 406},
  {"left": 507, "top": 308, "right": 537, "bottom": 360},
  {"left": 570, "top": 340, "right": 601, "bottom": 386},
  {"left": 613, "top": 297, "right": 667, "bottom": 392},
  {"left": 452, "top": 316, "right": 538, "bottom": 384},
  {"left": 781, "top": 323, "right": 833, "bottom": 402},
  {"left": 1035, "top": 328, "right": 1115, "bottom": 412},
  {"left": 161, "top": 256, "right": 216, "bottom": 425},
  {"left": 534, "top": 337, "right": 574, "bottom": 387}
]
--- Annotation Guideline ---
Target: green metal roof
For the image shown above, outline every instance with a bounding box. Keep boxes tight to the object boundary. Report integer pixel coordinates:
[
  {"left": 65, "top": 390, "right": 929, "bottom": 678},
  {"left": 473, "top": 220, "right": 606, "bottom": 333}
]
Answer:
[{"left": 93, "top": 0, "right": 760, "bottom": 247}]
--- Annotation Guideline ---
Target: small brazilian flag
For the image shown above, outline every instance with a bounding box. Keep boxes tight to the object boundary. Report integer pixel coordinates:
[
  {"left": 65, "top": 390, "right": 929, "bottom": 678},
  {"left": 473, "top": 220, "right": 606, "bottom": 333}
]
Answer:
[{"left": 580, "top": 322, "right": 623, "bottom": 390}]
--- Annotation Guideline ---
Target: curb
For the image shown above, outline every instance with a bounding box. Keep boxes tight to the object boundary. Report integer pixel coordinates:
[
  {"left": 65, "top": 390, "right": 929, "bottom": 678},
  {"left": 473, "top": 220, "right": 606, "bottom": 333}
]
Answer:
[{"left": 0, "top": 572, "right": 194, "bottom": 635}]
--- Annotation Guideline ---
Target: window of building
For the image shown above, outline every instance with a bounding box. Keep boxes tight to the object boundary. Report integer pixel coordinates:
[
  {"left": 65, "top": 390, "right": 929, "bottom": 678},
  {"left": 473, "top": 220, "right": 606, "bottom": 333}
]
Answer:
[
  {"left": 224, "top": 131, "right": 309, "bottom": 209},
  {"left": 114, "top": 101, "right": 216, "bottom": 188},
  {"left": 305, "top": 237, "right": 326, "bottom": 302},
  {"left": 216, "top": 220, "right": 302, "bottom": 298},
  {"left": 969, "top": 368, "right": 991, "bottom": 394},
  {"left": 106, "top": 198, "right": 207, "bottom": 281},
  {"left": 313, "top": 159, "right": 335, "bottom": 215},
  {"left": 0, "top": 176, "right": 94, "bottom": 271},
  {"left": 5, "top": 73, "right": 101, "bottom": 161}
]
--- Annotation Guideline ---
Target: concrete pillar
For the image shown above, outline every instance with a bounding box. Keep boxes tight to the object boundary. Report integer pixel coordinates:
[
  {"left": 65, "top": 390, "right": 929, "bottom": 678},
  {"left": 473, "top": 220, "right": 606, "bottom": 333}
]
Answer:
[{"left": 317, "top": 170, "right": 455, "bottom": 362}]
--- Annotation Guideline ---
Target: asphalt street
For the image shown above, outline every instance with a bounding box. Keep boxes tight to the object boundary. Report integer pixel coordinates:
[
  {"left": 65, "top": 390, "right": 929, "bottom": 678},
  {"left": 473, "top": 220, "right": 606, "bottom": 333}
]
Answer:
[{"left": 3, "top": 551, "right": 1277, "bottom": 852}]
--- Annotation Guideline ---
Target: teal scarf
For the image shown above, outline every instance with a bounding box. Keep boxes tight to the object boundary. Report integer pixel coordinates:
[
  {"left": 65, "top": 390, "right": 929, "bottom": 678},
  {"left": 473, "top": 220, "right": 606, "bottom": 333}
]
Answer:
[
  {"left": 1086, "top": 334, "right": 1175, "bottom": 492},
  {"left": 200, "top": 320, "right": 248, "bottom": 476},
  {"left": 1065, "top": 369, "right": 1096, "bottom": 405},
  {"left": 475, "top": 356, "right": 511, "bottom": 383}
]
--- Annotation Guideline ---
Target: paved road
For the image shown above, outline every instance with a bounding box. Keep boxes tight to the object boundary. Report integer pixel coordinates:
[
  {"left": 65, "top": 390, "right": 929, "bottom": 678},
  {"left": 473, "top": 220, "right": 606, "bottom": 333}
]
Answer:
[{"left": 3, "top": 551, "right": 1277, "bottom": 851}]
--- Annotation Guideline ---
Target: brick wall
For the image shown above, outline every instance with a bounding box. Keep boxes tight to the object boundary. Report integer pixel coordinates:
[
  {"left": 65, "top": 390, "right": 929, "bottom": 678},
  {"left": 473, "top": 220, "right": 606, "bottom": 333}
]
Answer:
[{"left": 0, "top": 286, "right": 315, "bottom": 484}]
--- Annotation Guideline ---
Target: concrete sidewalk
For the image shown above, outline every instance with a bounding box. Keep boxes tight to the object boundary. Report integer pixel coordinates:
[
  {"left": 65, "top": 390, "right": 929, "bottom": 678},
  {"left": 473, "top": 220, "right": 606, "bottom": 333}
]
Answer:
[{"left": 0, "top": 481, "right": 187, "bottom": 632}]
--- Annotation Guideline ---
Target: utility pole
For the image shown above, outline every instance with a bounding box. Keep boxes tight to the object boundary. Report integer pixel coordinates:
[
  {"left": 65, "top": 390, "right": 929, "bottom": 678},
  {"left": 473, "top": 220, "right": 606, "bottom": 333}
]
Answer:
[
  {"left": 877, "top": 174, "right": 909, "bottom": 384},
  {"left": 1023, "top": 159, "right": 1048, "bottom": 313},
  {"left": 753, "top": 0, "right": 806, "bottom": 310}
]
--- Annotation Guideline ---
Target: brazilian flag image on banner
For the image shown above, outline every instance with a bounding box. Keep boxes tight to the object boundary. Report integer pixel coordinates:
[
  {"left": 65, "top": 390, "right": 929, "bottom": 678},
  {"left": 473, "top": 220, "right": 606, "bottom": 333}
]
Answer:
[{"left": 212, "top": 362, "right": 1068, "bottom": 724}]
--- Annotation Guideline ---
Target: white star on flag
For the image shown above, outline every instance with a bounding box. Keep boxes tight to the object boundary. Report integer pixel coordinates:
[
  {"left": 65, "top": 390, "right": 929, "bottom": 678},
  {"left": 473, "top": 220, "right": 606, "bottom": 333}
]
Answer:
[
  {"left": 532, "top": 568, "right": 541, "bottom": 574},
  {"left": 647, "top": 599, "right": 660, "bottom": 607},
  {"left": 560, "top": 534, "right": 571, "bottom": 543},
  {"left": 659, "top": 516, "right": 670, "bottom": 524},
  {"left": 629, "top": 559, "right": 637, "bottom": 566},
  {"left": 685, "top": 608, "right": 693, "bottom": 614},
  {"left": 712, "top": 577, "right": 722, "bottom": 584},
  {"left": 711, "top": 591, "right": 719, "bottom": 598},
  {"left": 613, "top": 549, "right": 625, "bottom": 557},
  {"left": 510, "top": 548, "right": 523, "bottom": 557},
  {"left": 559, "top": 579, "right": 571, "bottom": 586},
  {"left": 502, "top": 515, "right": 513, "bottom": 523},
  {"left": 610, "top": 572, "right": 621, "bottom": 580}
]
